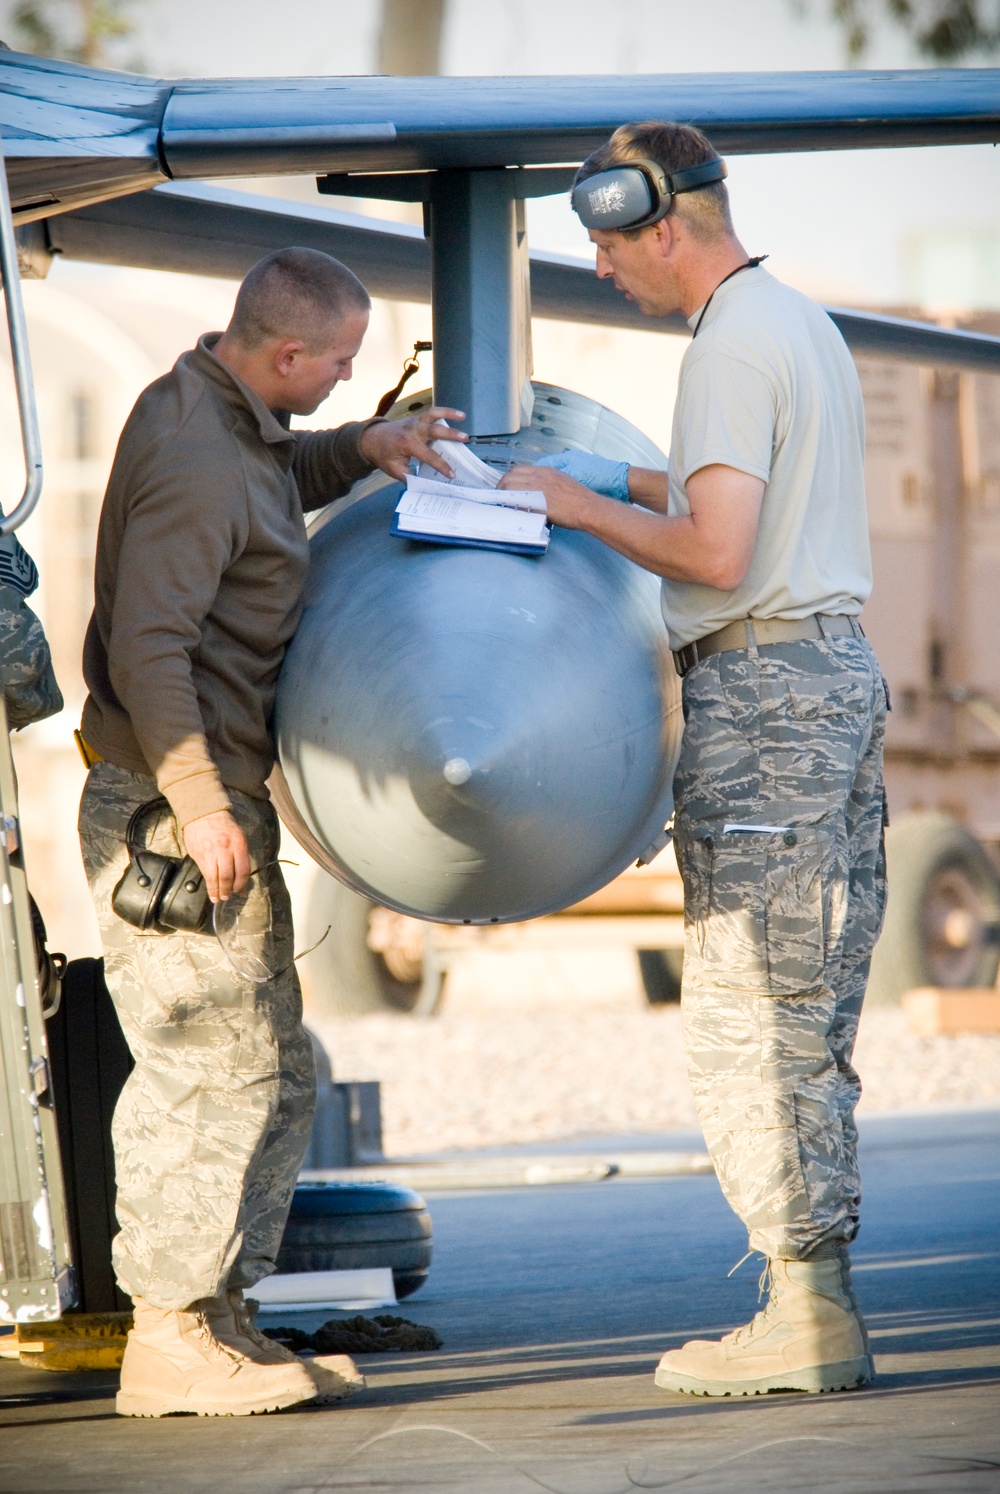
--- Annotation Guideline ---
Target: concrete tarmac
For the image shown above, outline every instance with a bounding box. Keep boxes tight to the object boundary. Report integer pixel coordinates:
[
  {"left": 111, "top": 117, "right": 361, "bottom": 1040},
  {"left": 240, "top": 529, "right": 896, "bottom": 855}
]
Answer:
[{"left": 1, "top": 1108, "right": 998, "bottom": 1493}]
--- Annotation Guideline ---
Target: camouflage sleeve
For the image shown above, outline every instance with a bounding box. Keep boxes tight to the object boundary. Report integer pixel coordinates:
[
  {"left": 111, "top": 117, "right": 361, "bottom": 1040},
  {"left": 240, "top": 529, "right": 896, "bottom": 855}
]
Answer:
[{"left": 0, "top": 583, "right": 64, "bottom": 730}]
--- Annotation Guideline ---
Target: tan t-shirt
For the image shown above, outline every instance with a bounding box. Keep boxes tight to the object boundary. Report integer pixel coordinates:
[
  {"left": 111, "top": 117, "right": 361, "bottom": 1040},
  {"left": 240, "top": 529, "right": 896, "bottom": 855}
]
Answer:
[{"left": 660, "top": 267, "right": 871, "bottom": 650}]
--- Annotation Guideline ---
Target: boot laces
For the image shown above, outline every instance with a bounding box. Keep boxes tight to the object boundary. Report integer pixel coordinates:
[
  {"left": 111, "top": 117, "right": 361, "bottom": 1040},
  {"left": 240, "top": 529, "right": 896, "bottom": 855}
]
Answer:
[
  {"left": 726, "top": 1256, "right": 781, "bottom": 1347},
  {"left": 193, "top": 1310, "right": 246, "bottom": 1367}
]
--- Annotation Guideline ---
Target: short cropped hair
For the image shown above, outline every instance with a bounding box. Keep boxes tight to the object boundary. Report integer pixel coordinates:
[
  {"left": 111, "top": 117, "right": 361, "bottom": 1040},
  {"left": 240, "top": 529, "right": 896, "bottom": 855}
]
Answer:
[
  {"left": 227, "top": 247, "right": 371, "bottom": 351},
  {"left": 575, "top": 121, "right": 734, "bottom": 242}
]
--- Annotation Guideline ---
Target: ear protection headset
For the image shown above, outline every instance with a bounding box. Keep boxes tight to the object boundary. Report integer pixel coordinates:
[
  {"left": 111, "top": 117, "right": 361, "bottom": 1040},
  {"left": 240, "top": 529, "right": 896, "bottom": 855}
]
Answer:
[
  {"left": 112, "top": 797, "right": 213, "bottom": 935},
  {"left": 571, "top": 156, "right": 727, "bottom": 232}
]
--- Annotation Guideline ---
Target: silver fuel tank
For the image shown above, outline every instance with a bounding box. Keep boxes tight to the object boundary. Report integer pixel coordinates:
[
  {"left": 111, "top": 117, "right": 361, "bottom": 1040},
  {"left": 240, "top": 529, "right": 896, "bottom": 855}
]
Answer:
[{"left": 273, "top": 382, "right": 682, "bottom": 924}]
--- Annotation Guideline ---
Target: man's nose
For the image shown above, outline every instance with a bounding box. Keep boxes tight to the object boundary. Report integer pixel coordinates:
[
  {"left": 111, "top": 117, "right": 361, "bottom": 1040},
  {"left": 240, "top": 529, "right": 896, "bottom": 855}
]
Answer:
[{"left": 595, "top": 250, "right": 614, "bottom": 280}]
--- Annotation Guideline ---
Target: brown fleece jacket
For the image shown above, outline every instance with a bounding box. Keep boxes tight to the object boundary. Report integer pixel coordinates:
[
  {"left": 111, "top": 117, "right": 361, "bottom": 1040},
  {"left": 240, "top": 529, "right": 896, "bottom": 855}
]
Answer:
[{"left": 82, "top": 333, "right": 378, "bottom": 826}]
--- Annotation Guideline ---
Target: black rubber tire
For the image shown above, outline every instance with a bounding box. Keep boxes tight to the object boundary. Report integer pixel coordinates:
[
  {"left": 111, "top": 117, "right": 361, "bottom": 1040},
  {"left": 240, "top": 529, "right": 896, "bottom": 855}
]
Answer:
[
  {"left": 866, "top": 812, "right": 1000, "bottom": 1007},
  {"left": 637, "top": 948, "right": 684, "bottom": 1005},
  {"left": 277, "top": 1182, "right": 433, "bottom": 1300},
  {"left": 282, "top": 1211, "right": 431, "bottom": 1247},
  {"left": 303, "top": 878, "right": 444, "bottom": 1018}
]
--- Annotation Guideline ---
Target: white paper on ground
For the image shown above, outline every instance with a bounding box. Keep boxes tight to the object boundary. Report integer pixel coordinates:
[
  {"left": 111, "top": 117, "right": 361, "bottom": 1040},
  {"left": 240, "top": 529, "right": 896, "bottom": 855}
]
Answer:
[{"left": 253, "top": 1267, "right": 397, "bottom": 1313}]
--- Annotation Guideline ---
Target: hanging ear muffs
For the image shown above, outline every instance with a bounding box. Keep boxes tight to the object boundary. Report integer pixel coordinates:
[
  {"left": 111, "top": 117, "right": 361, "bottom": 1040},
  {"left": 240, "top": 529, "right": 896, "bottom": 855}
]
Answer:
[{"left": 112, "top": 798, "right": 212, "bottom": 935}]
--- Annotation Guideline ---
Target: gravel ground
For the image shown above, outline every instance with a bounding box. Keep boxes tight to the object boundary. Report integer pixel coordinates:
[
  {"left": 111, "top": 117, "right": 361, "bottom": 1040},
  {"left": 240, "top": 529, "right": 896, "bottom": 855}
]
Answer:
[{"left": 309, "top": 950, "right": 1000, "bottom": 1157}]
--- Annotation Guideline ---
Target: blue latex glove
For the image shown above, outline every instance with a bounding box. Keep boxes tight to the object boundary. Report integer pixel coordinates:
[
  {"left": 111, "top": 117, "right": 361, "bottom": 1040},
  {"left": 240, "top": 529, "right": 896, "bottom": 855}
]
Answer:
[{"left": 536, "top": 449, "right": 631, "bottom": 502}]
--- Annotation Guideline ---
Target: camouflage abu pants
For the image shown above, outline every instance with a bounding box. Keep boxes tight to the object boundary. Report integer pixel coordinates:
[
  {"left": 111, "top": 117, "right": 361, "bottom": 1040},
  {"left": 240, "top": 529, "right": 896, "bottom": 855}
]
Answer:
[
  {"left": 79, "top": 761, "right": 315, "bottom": 1310},
  {"left": 673, "top": 631, "right": 887, "bottom": 1261}
]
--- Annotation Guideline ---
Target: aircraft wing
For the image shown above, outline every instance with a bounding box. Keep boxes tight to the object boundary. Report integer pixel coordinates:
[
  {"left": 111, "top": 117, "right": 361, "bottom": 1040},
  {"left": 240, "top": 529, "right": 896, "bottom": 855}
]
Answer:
[
  {"left": 46, "top": 182, "right": 1000, "bottom": 373},
  {"left": 2, "top": 48, "right": 998, "bottom": 219}
]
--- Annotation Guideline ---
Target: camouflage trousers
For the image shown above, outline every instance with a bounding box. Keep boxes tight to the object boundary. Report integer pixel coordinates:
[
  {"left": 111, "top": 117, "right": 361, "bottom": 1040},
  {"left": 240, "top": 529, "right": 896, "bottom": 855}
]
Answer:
[
  {"left": 79, "top": 761, "right": 315, "bottom": 1310},
  {"left": 673, "top": 632, "right": 888, "bottom": 1261}
]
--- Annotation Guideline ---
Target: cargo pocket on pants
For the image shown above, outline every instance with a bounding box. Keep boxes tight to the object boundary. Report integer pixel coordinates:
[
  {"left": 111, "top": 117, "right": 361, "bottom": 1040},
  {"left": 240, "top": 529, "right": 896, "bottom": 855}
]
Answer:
[
  {"left": 713, "top": 1087, "right": 810, "bottom": 1229},
  {"left": 680, "top": 825, "right": 836, "bottom": 997}
]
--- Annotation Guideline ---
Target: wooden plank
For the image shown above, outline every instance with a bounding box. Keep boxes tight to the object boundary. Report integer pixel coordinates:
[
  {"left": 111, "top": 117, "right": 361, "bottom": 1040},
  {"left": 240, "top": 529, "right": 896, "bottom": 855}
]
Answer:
[
  {"left": 902, "top": 987, "right": 1000, "bottom": 1035},
  {"left": 434, "top": 915, "right": 684, "bottom": 952}
]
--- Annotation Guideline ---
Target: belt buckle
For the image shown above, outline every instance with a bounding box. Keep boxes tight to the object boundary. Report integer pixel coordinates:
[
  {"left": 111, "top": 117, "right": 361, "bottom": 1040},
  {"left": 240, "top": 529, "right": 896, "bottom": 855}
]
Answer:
[{"left": 676, "top": 641, "right": 698, "bottom": 677}]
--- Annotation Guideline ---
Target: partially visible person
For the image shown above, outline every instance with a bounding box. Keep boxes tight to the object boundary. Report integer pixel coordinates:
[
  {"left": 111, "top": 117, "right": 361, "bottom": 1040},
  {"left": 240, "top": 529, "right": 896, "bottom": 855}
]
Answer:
[{"left": 0, "top": 522, "right": 62, "bottom": 729}]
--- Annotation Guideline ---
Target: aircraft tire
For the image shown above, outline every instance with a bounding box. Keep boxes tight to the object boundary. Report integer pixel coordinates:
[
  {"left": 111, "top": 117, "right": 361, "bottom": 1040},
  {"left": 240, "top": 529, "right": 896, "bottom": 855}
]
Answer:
[
  {"left": 277, "top": 1182, "right": 433, "bottom": 1300},
  {"left": 303, "top": 880, "right": 444, "bottom": 1019},
  {"left": 637, "top": 948, "right": 684, "bottom": 1004},
  {"left": 866, "top": 811, "right": 1000, "bottom": 1006}
]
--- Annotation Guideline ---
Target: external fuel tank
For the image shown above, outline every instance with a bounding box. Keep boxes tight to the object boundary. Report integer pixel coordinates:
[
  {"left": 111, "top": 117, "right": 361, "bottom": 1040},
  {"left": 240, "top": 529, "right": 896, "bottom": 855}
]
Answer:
[{"left": 273, "top": 383, "right": 683, "bottom": 924}]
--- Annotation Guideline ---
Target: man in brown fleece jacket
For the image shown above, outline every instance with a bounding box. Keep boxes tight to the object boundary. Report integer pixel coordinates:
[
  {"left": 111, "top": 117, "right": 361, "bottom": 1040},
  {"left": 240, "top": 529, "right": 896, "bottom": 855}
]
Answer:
[{"left": 77, "top": 247, "right": 466, "bottom": 1418}]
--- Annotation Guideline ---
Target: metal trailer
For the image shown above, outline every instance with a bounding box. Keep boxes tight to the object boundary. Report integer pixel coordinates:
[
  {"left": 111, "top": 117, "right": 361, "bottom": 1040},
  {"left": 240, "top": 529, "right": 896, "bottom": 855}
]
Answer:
[
  {"left": 859, "top": 338, "right": 1000, "bottom": 1003},
  {"left": 1, "top": 52, "right": 1000, "bottom": 1323}
]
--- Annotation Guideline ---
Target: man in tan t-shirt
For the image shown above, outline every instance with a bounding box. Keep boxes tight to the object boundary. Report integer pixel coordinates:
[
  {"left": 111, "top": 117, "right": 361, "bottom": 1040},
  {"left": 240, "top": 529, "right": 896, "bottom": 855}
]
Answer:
[
  {"left": 79, "top": 246, "right": 467, "bottom": 1418},
  {"left": 503, "top": 122, "right": 887, "bottom": 1398}
]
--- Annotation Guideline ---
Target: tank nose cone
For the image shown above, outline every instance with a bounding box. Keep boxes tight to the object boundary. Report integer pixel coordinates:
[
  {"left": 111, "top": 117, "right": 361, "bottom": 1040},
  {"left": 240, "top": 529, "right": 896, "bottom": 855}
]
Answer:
[{"left": 442, "top": 757, "right": 471, "bottom": 786}]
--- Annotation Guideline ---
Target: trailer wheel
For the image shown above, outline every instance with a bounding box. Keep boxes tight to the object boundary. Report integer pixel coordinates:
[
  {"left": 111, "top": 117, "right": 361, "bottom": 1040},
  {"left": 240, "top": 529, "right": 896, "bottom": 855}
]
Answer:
[
  {"left": 304, "top": 879, "right": 444, "bottom": 1018},
  {"left": 637, "top": 948, "right": 684, "bottom": 1005},
  {"left": 277, "top": 1182, "right": 433, "bottom": 1300},
  {"left": 866, "top": 812, "right": 1000, "bottom": 1006}
]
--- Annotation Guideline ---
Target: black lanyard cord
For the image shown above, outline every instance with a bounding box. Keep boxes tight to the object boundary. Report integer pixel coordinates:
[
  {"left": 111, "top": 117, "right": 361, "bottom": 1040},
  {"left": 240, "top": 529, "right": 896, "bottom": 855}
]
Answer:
[{"left": 691, "top": 255, "right": 768, "bottom": 339}]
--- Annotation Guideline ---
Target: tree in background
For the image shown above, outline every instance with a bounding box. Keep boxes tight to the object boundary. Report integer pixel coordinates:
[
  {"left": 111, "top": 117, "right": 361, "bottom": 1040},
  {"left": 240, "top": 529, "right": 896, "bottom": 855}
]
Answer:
[
  {"left": 798, "top": 0, "right": 1000, "bottom": 63},
  {"left": 378, "top": 0, "right": 445, "bottom": 75},
  {"left": 10, "top": 0, "right": 143, "bottom": 68}
]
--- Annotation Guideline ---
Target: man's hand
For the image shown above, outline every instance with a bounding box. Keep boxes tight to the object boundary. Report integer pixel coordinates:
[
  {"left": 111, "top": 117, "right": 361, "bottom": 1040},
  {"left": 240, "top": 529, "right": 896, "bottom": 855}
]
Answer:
[
  {"left": 183, "top": 809, "right": 251, "bottom": 904},
  {"left": 359, "top": 406, "right": 469, "bottom": 482},
  {"left": 503, "top": 460, "right": 764, "bottom": 587},
  {"left": 536, "top": 449, "right": 631, "bottom": 501},
  {"left": 500, "top": 464, "right": 596, "bottom": 529}
]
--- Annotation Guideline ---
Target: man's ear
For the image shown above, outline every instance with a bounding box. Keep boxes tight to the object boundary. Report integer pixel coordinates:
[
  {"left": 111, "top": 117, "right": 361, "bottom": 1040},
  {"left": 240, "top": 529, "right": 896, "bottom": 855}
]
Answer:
[
  {"left": 273, "top": 339, "right": 305, "bottom": 377},
  {"left": 650, "top": 217, "right": 675, "bottom": 260}
]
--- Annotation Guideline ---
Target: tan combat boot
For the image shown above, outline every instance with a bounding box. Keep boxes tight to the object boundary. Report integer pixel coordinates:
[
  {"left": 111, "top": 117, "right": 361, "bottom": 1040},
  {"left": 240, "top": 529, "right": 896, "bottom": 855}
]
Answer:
[
  {"left": 816, "top": 1241, "right": 874, "bottom": 1377},
  {"left": 654, "top": 1252, "right": 873, "bottom": 1396},
  {"left": 116, "top": 1297, "right": 319, "bottom": 1417},
  {"left": 203, "top": 1289, "right": 366, "bottom": 1404}
]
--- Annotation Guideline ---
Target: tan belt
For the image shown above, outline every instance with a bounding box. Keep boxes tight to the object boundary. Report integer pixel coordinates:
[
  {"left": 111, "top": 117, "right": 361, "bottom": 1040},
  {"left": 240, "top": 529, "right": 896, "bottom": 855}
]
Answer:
[{"left": 672, "top": 613, "right": 862, "bottom": 678}]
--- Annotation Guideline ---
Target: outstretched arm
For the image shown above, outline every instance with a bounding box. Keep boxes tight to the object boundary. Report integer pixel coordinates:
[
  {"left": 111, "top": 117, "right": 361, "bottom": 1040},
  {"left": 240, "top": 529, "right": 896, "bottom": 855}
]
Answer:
[
  {"left": 294, "top": 407, "right": 471, "bottom": 511},
  {"left": 500, "top": 462, "right": 764, "bottom": 589}
]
